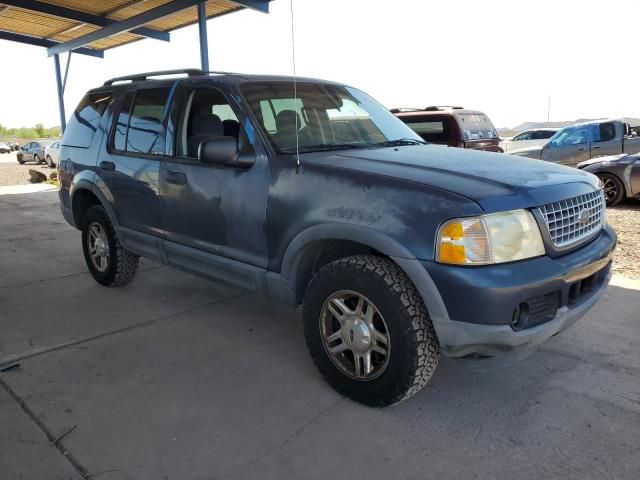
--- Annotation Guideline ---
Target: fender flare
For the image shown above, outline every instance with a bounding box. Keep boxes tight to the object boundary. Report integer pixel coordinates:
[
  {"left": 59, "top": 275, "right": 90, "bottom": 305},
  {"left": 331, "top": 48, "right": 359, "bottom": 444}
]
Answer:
[
  {"left": 69, "top": 171, "right": 119, "bottom": 228},
  {"left": 279, "top": 223, "right": 450, "bottom": 324}
]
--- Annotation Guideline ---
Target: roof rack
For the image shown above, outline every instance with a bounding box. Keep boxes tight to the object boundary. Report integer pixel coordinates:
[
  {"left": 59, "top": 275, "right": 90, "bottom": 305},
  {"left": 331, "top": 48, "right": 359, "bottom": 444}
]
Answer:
[
  {"left": 103, "top": 68, "right": 207, "bottom": 86},
  {"left": 390, "top": 106, "right": 465, "bottom": 114},
  {"left": 424, "top": 105, "right": 464, "bottom": 111}
]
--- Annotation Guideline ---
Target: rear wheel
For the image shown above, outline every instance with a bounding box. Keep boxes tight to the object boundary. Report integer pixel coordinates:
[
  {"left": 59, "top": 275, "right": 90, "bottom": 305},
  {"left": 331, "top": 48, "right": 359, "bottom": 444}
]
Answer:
[
  {"left": 34, "top": 154, "right": 41, "bottom": 165},
  {"left": 303, "top": 255, "right": 440, "bottom": 407},
  {"left": 598, "top": 173, "right": 624, "bottom": 206},
  {"left": 81, "top": 205, "right": 139, "bottom": 287},
  {"left": 45, "top": 155, "right": 55, "bottom": 168}
]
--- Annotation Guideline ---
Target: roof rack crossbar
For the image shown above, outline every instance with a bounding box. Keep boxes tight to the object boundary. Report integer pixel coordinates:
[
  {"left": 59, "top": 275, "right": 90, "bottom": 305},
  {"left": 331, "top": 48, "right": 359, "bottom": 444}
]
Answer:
[{"left": 103, "top": 68, "right": 205, "bottom": 86}]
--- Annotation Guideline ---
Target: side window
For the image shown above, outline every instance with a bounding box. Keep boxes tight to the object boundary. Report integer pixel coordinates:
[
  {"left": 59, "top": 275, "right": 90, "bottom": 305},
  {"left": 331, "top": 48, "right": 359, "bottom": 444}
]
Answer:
[
  {"left": 113, "top": 93, "right": 134, "bottom": 152},
  {"left": 514, "top": 132, "right": 532, "bottom": 141},
  {"left": 593, "top": 122, "right": 616, "bottom": 143},
  {"left": 177, "top": 87, "right": 249, "bottom": 158},
  {"left": 63, "top": 92, "right": 113, "bottom": 148},
  {"left": 111, "top": 88, "right": 171, "bottom": 155}
]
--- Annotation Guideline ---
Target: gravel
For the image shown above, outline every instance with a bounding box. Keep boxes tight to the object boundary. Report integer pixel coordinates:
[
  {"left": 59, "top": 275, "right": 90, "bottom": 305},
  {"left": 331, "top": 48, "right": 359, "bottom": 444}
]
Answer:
[
  {"left": 606, "top": 199, "right": 640, "bottom": 281},
  {"left": 0, "top": 152, "right": 55, "bottom": 186}
]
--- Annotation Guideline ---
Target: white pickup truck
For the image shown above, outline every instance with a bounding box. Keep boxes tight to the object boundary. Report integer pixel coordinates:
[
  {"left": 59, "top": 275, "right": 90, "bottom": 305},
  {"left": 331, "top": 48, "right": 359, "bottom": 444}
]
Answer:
[{"left": 509, "top": 119, "right": 640, "bottom": 166}]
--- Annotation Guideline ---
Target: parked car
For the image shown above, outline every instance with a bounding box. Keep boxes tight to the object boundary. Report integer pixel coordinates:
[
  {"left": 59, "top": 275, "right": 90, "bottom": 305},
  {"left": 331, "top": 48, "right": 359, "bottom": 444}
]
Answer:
[
  {"left": 17, "top": 140, "right": 53, "bottom": 165},
  {"left": 500, "top": 128, "right": 559, "bottom": 152},
  {"left": 510, "top": 119, "right": 640, "bottom": 166},
  {"left": 578, "top": 153, "right": 640, "bottom": 206},
  {"left": 392, "top": 106, "right": 502, "bottom": 152},
  {"left": 8, "top": 141, "right": 19, "bottom": 151},
  {"left": 0, "top": 142, "right": 10, "bottom": 153},
  {"left": 44, "top": 141, "right": 60, "bottom": 167},
  {"left": 58, "top": 69, "right": 616, "bottom": 406}
]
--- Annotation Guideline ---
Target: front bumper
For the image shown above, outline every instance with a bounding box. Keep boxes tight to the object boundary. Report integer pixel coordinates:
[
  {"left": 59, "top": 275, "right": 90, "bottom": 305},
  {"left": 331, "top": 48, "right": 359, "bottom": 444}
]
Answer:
[{"left": 423, "top": 224, "right": 616, "bottom": 358}]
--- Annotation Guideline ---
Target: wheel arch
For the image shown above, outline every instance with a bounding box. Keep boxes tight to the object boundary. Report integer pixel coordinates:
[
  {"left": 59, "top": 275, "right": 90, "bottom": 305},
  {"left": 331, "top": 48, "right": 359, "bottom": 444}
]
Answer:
[
  {"left": 594, "top": 170, "right": 628, "bottom": 198},
  {"left": 279, "top": 224, "right": 449, "bottom": 324},
  {"left": 70, "top": 176, "right": 118, "bottom": 229}
]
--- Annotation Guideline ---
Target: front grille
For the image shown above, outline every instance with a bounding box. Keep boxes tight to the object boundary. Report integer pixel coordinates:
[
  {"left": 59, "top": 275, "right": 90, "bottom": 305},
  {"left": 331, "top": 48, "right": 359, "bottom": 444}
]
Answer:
[{"left": 538, "top": 190, "right": 605, "bottom": 249}]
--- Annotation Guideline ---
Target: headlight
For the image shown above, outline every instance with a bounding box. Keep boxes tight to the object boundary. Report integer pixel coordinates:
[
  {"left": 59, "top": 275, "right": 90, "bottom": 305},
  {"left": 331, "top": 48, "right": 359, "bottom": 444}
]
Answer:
[{"left": 437, "top": 209, "right": 545, "bottom": 265}]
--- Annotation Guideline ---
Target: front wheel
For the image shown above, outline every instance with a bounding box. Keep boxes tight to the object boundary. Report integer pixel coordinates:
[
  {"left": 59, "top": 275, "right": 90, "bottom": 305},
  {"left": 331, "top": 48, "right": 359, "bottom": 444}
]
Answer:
[
  {"left": 45, "top": 155, "right": 55, "bottom": 168},
  {"left": 598, "top": 173, "right": 624, "bottom": 206},
  {"left": 81, "top": 205, "right": 139, "bottom": 287},
  {"left": 17, "top": 154, "right": 24, "bottom": 165},
  {"left": 303, "top": 255, "right": 440, "bottom": 407}
]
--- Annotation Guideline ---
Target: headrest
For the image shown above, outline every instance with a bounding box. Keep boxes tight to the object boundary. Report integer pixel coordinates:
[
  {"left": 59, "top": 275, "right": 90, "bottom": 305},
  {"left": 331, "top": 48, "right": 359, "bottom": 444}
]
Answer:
[
  {"left": 222, "top": 119, "right": 240, "bottom": 138},
  {"left": 192, "top": 114, "right": 223, "bottom": 136},
  {"left": 275, "top": 110, "right": 301, "bottom": 132}
]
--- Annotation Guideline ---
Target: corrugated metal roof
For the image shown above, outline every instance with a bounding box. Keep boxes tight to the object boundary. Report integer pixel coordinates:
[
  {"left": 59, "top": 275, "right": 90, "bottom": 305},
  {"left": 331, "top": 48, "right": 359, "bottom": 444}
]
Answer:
[{"left": 0, "top": 1, "right": 260, "bottom": 53}]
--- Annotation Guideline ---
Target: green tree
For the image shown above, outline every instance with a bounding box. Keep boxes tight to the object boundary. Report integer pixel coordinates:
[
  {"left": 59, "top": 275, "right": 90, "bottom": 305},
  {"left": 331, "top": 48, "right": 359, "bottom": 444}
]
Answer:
[{"left": 35, "top": 123, "right": 45, "bottom": 137}]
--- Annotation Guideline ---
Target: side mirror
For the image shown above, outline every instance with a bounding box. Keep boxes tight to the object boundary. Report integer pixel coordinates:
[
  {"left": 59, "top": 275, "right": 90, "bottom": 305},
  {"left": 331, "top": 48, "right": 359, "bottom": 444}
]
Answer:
[{"left": 199, "top": 136, "right": 254, "bottom": 168}]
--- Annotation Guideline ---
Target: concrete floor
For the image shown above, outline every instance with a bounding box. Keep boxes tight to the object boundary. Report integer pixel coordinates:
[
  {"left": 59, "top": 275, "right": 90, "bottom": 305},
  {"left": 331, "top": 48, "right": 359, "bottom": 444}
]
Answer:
[{"left": 1, "top": 190, "right": 639, "bottom": 480}]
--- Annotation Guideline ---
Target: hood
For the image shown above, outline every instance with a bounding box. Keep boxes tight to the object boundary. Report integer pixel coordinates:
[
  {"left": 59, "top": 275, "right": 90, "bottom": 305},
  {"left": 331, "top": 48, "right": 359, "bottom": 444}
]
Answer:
[
  {"left": 507, "top": 145, "right": 544, "bottom": 158},
  {"left": 307, "top": 144, "right": 599, "bottom": 213}
]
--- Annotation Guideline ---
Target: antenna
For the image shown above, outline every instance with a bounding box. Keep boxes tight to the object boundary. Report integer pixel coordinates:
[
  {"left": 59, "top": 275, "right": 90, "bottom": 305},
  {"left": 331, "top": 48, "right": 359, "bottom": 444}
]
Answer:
[{"left": 290, "top": 0, "right": 301, "bottom": 173}]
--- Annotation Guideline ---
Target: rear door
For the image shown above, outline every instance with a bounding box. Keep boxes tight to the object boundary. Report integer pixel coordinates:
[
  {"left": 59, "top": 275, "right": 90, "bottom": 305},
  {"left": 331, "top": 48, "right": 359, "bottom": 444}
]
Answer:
[
  {"left": 98, "top": 85, "right": 172, "bottom": 257},
  {"left": 590, "top": 122, "right": 621, "bottom": 157}
]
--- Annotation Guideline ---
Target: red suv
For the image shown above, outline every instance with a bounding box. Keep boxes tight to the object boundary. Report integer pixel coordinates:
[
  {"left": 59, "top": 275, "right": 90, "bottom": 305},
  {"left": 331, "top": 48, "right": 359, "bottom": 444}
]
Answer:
[{"left": 393, "top": 106, "right": 502, "bottom": 152}]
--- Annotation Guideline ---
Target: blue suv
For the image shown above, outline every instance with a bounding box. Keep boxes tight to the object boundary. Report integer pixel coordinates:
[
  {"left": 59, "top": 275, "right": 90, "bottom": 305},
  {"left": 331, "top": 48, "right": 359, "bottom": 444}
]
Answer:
[{"left": 58, "top": 69, "right": 616, "bottom": 406}]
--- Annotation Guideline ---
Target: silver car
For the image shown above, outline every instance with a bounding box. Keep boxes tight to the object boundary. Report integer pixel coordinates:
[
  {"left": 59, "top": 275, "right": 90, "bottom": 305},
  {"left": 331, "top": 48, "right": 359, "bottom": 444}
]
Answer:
[{"left": 44, "top": 141, "right": 60, "bottom": 167}]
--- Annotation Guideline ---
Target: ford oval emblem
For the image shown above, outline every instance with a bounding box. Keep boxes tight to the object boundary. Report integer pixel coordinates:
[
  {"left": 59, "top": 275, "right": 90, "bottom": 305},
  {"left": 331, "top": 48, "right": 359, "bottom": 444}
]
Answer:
[{"left": 578, "top": 209, "right": 591, "bottom": 225}]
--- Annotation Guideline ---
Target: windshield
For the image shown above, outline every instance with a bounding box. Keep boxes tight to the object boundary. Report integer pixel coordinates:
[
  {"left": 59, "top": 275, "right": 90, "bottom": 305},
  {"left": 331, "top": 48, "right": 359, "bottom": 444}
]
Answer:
[{"left": 240, "top": 82, "right": 423, "bottom": 154}]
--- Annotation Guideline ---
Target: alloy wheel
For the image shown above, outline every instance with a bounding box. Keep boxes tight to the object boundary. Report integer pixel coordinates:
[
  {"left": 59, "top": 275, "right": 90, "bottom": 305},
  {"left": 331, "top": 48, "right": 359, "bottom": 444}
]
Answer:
[{"left": 319, "top": 290, "right": 390, "bottom": 380}]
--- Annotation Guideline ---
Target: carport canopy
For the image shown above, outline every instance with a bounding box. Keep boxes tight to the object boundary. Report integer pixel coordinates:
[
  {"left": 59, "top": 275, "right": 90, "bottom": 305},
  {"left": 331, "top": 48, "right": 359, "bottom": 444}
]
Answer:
[{"left": 0, "top": 0, "right": 272, "bottom": 131}]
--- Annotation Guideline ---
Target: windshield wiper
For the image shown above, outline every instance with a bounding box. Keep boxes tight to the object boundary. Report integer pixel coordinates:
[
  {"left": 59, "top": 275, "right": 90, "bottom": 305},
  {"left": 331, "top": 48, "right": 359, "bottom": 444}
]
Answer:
[
  {"left": 281, "top": 143, "right": 367, "bottom": 154},
  {"left": 368, "top": 138, "right": 428, "bottom": 148}
]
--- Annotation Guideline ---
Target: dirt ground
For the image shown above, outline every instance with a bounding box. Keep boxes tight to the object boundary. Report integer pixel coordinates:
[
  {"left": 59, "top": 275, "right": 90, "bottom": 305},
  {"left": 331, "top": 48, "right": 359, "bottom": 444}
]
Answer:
[
  {"left": 607, "top": 199, "right": 640, "bottom": 280},
  {"left": 0, "top": 151, "right": 54, "bottom": 185}
]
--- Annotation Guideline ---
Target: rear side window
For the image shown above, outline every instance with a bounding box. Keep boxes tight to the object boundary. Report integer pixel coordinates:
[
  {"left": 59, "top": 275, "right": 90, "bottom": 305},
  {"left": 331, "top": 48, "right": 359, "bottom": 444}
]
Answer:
[
  {"left": 111, "top": 87, "right": 171, "bottom": 155},
  {"left": 593, "top": 122, "right": 616, "bottom": 142},
  {"left": 62, "top": 92, "right": 112, "bottom": 148},
  {"left": 400, "top": 116, "right": 451, "bottom": 142},
  {"left": 532, "top": 130, "right": 555, "bottom": 140}
]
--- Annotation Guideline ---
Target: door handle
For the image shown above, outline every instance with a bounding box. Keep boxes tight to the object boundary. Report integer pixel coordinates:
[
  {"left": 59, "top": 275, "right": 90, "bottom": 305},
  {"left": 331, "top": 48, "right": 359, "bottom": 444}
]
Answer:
[
  {"left": 577, "top": 148, "right": 585, "bottom": 151},
  {"left": 166, "top": 171, "right": 187, "bottom": 185},
  {"left": 99, "top": 160, "right": 115, "bottom": 171},
  {"left": 593, "top": 146, "right": 601, "bottom": 149}
]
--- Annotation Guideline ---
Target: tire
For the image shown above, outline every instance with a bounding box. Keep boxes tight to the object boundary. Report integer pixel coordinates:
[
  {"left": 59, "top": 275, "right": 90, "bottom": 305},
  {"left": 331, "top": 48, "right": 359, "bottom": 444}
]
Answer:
[
  {"left": 17, "top": 154, "right": 24, "bottom": 165},
  {"left": 45, "top": 155, "right": 55, "bottom": 168},
  {"left": 81, "top": 205, "right": 139, "bottom": 287},
  {"left": 303, "top": 255, "right": 440, "bottom": 407},
  {"left": 34, "top": 154, "right": 41, "bottom": 165},
  {"left": 598, "top": 173, "right": 624, "bottom": 206}
]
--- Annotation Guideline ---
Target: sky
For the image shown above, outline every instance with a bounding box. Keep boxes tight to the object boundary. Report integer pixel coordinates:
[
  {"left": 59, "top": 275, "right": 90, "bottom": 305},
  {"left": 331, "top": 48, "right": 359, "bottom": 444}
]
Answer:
[{"left": 0, "top": 0, "right": 638, "bottom": 129}]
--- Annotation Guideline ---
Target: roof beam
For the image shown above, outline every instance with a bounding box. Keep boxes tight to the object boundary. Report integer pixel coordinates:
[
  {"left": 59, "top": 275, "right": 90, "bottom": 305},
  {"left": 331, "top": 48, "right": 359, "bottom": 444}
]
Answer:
[
  {"left": 228, "top": 0, "right": 271, "bottom": 13},
  {"left": 0, "top": 30, "right": 103, "bottom": 57},
  {"left": 47, "top": 0, "right": 205, "bottom": 57},
  {"left": 0, "top": 0, "right": 170, "bottom": 42}
]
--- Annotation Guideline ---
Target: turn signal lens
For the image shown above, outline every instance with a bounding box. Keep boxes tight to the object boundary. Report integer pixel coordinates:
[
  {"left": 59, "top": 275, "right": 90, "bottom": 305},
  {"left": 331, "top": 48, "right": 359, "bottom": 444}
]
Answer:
[{"left": 437, "top": 210, "right": 545, "bottom": 265}]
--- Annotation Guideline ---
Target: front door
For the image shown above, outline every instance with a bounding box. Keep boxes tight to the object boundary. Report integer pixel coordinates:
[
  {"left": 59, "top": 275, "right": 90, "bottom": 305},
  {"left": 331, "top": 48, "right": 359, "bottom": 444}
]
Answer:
[
  {"left": 542, "top": 125, "right": 590, "bottom": 166},
  {"left": 160, "top": 84, "right": 269, "bottom": 273},
  {"left": 98, "top": 85, "right": 173, "bottom": 258}
]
